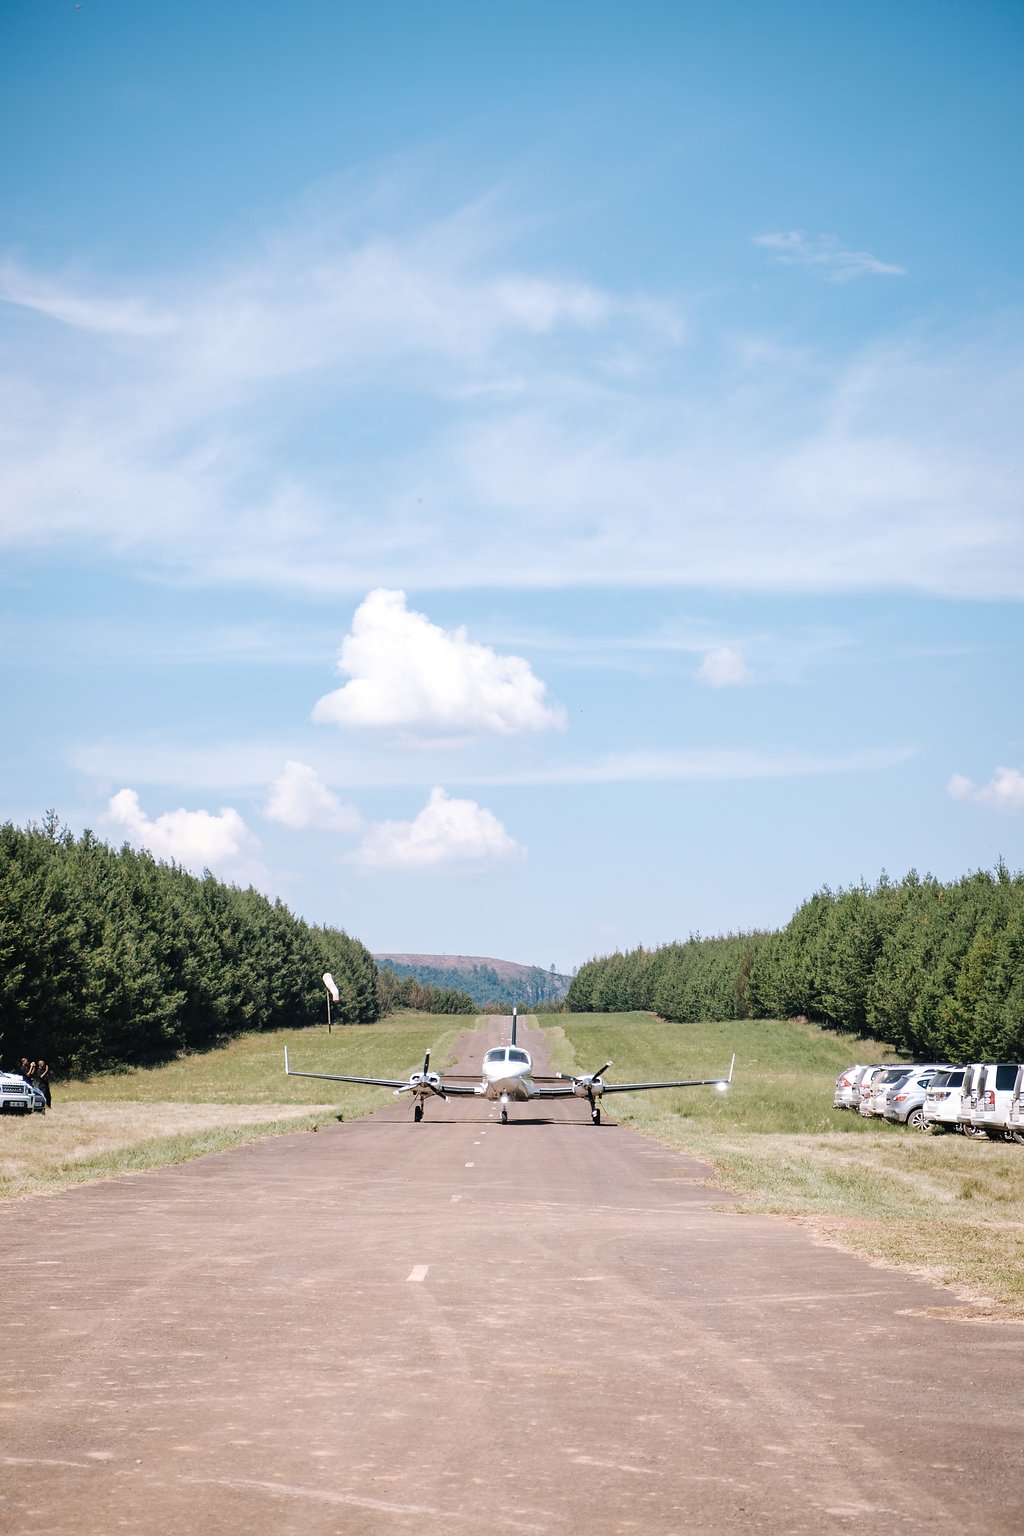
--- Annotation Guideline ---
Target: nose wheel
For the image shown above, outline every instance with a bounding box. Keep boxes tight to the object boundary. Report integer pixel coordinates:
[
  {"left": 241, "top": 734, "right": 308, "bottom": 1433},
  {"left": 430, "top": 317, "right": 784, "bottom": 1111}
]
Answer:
[
  {"left": 413, "top": 1103, "right": 423, "bottom": 1122},
  {"left": 590, "top": 1099, "right": 601, "bottom": 1125},
  {"left": 500, "top": 1107, "right": 508, "bottom": 1124}
]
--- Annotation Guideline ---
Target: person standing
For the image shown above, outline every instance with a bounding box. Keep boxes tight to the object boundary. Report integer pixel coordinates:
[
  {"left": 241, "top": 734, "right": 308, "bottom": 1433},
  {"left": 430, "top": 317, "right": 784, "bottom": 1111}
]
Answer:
[{"left": 36, "top": 1059, "right": 51, "bottom": 1108}]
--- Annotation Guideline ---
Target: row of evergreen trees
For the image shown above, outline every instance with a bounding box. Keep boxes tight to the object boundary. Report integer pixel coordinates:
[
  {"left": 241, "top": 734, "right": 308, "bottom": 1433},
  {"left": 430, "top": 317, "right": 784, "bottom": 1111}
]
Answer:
[
  {"left": 0, "top": 816, "right": 379, "bottom": 1075},
  {"left": 375, "top": 968, "right": 476, "bottom": 1015},
  {"left": 566, "top": 866, "right": 1024, "bottom": 1062}
]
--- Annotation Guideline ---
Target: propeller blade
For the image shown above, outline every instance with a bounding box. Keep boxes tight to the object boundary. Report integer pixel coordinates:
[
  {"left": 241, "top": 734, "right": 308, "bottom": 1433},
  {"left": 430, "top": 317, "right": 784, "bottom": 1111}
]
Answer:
[
  {"left": 423, "top": 1051, "right": 431, "bottom": 1074},
  {"left": 591, "top": 1062, "right": 612, "bottom": 1080}
]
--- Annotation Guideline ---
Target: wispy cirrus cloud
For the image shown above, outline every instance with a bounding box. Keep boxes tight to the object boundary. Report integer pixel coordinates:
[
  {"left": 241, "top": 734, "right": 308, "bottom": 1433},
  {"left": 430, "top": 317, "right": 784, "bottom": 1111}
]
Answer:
[
  {"left": 753, "top": 230, "right": 905, "bottom": 282},
  {"left": 2, "top": 184, "right": 1020, "bottom": 600}
]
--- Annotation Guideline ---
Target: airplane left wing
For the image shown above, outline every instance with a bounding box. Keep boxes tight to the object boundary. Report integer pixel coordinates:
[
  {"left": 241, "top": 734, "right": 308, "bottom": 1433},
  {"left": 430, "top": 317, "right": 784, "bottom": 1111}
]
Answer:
[{"left": 283, "top": 1048, "right": 482, "bottom": 1098}]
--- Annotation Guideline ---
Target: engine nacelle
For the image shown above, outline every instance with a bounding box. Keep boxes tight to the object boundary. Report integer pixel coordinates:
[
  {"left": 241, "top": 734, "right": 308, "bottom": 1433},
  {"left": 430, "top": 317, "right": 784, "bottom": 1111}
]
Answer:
[
  {"left": 572, "top": 1076, "right": 605, "bottom": 1098},
  {"left": 408, "top": 1071, "right": 443, "bottom": 1094}
]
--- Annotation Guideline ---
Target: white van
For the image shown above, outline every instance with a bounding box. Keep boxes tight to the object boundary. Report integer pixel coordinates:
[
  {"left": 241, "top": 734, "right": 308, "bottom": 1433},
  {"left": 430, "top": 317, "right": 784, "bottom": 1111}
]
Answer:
[
  {"left": 957, "top": 1063, "right": 986, "bottom": 1134},
  {"left": 970, "top": 1062, "right": 1023, "bottom": 1141},
  {"left": 1006, "top": 1065, "right": 1024, "bottom": 1145}
]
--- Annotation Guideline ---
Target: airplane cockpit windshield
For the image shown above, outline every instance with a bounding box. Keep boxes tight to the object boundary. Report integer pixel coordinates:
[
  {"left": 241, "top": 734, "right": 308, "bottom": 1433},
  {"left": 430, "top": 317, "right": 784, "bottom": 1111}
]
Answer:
[
  {"left": 484, "top": 1049, "right": 506, "bottom": 1063},
  {"left": 483, "top": 1048, "right": 531, "bottom": 1066},
  {"left": 508, "top": 1049, "right": 530, "bottom": 1064}
]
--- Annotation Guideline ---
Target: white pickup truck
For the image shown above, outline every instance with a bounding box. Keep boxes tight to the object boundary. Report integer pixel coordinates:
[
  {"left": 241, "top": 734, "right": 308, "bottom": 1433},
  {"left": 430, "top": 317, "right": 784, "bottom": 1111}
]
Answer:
[{"left": 0, "top": 1073, "right": 45, "bottom": 1114}]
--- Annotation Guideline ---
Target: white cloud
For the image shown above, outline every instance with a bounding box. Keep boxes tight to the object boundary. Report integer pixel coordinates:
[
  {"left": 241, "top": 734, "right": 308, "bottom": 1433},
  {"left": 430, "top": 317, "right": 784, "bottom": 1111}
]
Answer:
[
  {"left": 352, "top": 786, "right": 524, "bottom": 869},
  {"left": 103, "top": 788, "right": 263, "bottom": 875},
  {"left": 948, "top": 767, "right": 1024, "bottom": 811},
  {"left": 754, "top": 231, "right": 905, "bottom": 282},
  {"left": 312, "top": 589, "right": 566, "bottom": 738},
  {"left": 263, "top": 760, "right": 362, "bottom": 833},
  {"left": 697, "top": 646, "right": 752, "bottom": 687},
  {"left": 1, "top": 186, "right": 1021, "bottom": 600}
]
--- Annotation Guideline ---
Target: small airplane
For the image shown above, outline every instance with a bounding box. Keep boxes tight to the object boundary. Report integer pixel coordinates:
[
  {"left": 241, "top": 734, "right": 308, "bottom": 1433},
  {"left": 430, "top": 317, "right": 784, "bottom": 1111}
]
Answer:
[{"left": 284, "top": 1007, "right": 735, "bottom": 1125}]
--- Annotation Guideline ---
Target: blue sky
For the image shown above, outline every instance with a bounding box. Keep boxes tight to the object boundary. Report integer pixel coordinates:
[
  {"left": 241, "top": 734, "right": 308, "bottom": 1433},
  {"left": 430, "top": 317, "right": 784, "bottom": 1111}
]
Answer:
[{"left": 2, "top": 1, "right": 1022, "bottom": 972}]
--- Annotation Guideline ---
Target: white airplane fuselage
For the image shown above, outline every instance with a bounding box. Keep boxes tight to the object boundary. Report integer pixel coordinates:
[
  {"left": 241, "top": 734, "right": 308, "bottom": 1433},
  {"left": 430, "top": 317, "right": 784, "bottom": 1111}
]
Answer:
[{"left": 477, "top": 1046, "right": 537, "bottom": 1101}]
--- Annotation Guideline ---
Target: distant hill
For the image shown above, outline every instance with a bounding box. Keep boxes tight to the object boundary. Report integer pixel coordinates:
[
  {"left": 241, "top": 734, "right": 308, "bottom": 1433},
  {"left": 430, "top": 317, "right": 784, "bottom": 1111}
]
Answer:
[{"left": 374, "top": 953, "right": 570, "bottom": 1008}]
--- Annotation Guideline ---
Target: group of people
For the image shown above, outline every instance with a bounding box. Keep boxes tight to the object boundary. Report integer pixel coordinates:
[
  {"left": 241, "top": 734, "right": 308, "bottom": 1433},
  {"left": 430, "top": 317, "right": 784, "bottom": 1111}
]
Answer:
[{"left": 19, "top": 1057, "right": 51, "bottom": 1107}]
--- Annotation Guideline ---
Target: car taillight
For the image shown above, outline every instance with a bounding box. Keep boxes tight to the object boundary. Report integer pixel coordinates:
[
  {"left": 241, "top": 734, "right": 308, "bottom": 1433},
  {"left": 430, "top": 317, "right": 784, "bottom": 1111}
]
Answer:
[
  {"left": 932, "top": 1090, "right": 949, "bottom": 1100},
  {"left": 983, "top": 1091, "right": 995, "bottom": 1109},
  {"left": 893, "top": 1093, "right": 908, "bottom": 1103}
]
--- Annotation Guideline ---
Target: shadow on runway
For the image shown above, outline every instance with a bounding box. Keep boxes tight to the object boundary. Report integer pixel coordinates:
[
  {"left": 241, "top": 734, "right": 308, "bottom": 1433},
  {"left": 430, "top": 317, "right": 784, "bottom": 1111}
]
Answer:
[{"left": 338, "top": 1113, "right": 616, "bottom": 1130}]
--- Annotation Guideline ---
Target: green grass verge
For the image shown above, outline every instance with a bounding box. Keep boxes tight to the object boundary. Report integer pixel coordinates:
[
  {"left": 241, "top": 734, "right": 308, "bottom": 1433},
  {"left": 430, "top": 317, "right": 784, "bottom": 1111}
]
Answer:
[
  {"left": 1, "top": 1013, "right": 472, "bottom": 1201},
  {"left": 547, "top": 1013, "right": 1024, "bottom": 1316}
]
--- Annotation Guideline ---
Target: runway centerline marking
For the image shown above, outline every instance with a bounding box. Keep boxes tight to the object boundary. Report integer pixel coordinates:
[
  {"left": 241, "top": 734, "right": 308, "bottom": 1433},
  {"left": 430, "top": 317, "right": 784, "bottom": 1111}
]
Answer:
[
  {"left": 407, "top": 1265, "right": 429, "bottom": 1283},
  {"left": 465, "top": 1162, "right": 475, "bottom": 1168}
]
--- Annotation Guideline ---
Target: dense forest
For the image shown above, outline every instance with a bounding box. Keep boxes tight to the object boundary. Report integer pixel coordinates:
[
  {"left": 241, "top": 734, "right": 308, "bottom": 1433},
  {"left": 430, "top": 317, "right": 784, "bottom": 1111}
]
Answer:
[
  {"left": 374, "top": 967, "right": 476, "bottom": 1016},
  {"left": 566, "top": 866, "right": 1024, "bottom": 1062},
  {"left": 0, "top": 816, "right": 379, "bottom": 1075}
]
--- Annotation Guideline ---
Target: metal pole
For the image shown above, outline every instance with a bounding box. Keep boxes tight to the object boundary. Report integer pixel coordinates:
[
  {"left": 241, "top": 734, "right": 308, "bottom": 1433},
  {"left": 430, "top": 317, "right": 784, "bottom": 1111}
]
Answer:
[{"left": 326, "top": 990, "right": 332, "bottom": 1033}]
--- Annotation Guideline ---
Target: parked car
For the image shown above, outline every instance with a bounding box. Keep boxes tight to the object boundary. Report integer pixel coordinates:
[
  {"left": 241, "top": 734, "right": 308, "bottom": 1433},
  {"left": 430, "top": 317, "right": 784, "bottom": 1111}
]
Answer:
[
  {"left": 967, "top": 1062, "right": 1022, "bottom": 1141},
  {"left": 883, "top": 1067, "right": 953, "bottom": 1130},
  {"left": 1006, "top": 1065, "right": 1024, "bottom": 1145},
  {"left": 833, "top": 1065, "right": 870, "bottom": 1110},
  {"left": 922, "top": 1067, "right": 967, "bottom": 1133},
  {"left": 855, "top": 1065, "right": 895, "bottom": 1115},
  {"left": 861, "top": 1065, "right": 919, "bottom": 1118},
  {"left": 0, "top": 1072, "right": 44, "bottom": 1115},
  {"left": 957, "top": 1063, "right": 989, "bottom": 1137}
]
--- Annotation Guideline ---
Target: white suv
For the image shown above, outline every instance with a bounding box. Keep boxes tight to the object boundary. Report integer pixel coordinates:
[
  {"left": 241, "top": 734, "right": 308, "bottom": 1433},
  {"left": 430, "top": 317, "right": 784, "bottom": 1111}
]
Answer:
[
  {"left": 968, "top": 1062, "right": 1022, "bottom": 1142},
  {"left": 1006, "top": 1065, "right": 1024, "bottom": 1146},
  {"left": 0, "top": 1072, "right": 44, "bottom": 1115}
]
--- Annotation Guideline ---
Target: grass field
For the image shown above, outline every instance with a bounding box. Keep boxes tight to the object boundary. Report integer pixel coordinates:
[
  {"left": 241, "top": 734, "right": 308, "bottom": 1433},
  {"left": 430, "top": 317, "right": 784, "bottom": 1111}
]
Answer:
[
  {"left": 0, "top": 1015, "right": 467, "bottom": 1201},
  {"left": 550, "top": 1013, "right": 1024, "bottom": 1317},
  {"left": 4, "top": 1009, "right": 1022, "bottom": 1316}
]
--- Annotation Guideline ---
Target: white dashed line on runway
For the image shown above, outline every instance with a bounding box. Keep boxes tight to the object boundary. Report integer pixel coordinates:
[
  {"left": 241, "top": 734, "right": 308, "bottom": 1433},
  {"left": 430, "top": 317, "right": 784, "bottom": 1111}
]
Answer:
[{"left": 407, "top": 1265, "right": 429, "bottom": 1283}]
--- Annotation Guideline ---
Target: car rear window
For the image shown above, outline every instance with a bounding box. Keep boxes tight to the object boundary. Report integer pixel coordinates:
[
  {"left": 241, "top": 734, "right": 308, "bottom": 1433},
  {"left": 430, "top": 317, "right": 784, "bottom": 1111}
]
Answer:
[{"left": 995, "top": 1064, "right": 1018, "bottom": 1091}]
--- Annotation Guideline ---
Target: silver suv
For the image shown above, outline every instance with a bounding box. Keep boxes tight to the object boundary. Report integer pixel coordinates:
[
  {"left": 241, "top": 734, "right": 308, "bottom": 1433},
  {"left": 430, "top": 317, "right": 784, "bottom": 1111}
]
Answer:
[{"left": 883, "top": 1067, "right": 953, "bottom": 1131}]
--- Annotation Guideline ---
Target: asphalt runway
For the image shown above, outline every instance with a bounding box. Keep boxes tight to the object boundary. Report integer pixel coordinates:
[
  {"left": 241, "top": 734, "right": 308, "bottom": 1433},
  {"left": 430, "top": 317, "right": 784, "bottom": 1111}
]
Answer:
[{"left": 3, "top": 1017, "right": 1022, "bottom": 1536}]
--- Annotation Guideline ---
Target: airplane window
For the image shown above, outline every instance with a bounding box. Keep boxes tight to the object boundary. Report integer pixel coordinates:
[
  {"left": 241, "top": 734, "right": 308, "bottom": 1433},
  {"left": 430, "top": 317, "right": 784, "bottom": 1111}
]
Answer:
[
  {"left": 509, "top": 1049, "right": 529, "bottom": 1064},
  {"left": 484, "top": 1049, "right": 504, "bottom": 1063}
]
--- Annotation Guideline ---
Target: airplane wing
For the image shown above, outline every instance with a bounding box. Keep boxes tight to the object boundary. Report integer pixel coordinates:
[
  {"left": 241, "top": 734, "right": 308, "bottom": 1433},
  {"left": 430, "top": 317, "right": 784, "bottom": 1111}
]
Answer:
[
  {"left": 535, "top": 1055, "right": 736, "bottom": 1097},
  {"left": 283, "top": 1048, "right": 481, "bottom": 1097},
  {"left": 284, "top": 1064, "right": 413, "bottom": 1089},
  {"left": 591, "top": 1075, "right": 731, "bottom": 1093}
]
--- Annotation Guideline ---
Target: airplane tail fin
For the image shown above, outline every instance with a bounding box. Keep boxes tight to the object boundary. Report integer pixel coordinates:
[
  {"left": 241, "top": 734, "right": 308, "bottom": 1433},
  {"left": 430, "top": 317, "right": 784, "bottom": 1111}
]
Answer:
[{"left": 511, "top": 1005, "right": 518, "bottom": 1046}]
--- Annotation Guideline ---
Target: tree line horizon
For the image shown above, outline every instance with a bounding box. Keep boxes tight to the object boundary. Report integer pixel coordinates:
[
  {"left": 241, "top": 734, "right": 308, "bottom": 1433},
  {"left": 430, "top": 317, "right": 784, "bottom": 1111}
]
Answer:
[
  {"left": 0, "top": 815, "right": 475, "bottom": 1076},
  {"left": 3, "top": 815, "right": 1022, "bottom": 1075},
  {"left": 565, "top": 864, "right": 1024, "bottom": 1062}
]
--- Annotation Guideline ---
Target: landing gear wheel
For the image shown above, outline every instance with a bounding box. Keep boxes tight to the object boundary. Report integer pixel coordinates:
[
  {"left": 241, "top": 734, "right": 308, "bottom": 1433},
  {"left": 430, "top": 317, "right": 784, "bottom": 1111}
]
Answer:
[
  {"left": 413, "top": 1103, "right": 423, "bottom": 1123},
  {"left": 500, "top": 1107, "right": 508, "bottom": 1125},
  {"left": 591, "top": 1105, "right": 601, "bottom": 1125}
]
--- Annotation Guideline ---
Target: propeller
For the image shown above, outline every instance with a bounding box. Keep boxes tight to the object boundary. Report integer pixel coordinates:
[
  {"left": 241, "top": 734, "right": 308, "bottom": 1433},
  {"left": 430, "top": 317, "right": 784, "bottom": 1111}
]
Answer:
[
  {"left": 396, "top": 1050, "right": 446, "bottom": 1099},
  {"left": 556, "top": 1062, "right": 612, "bottom": 1095}
]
